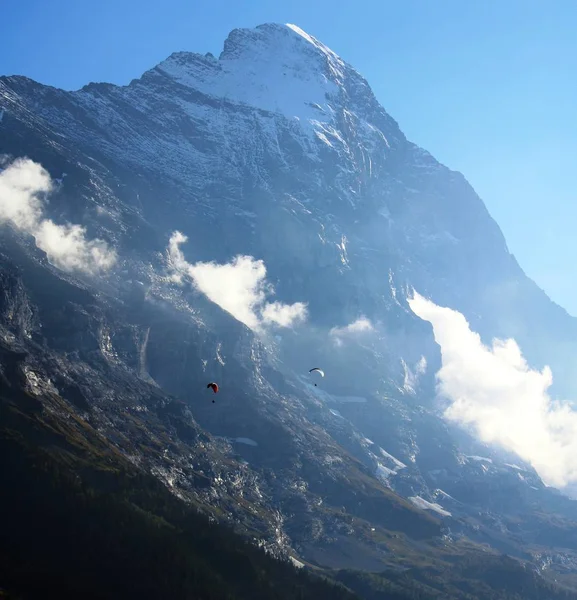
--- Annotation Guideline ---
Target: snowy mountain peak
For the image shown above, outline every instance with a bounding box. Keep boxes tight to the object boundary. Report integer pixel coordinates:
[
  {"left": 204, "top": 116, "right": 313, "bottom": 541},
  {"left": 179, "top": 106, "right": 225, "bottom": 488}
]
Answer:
[
  {"left": 155, "top": 23, "right": 355, "bottom": 124},
  {"left": 220, "top": 23, "right": 346, "bottom": 80}
]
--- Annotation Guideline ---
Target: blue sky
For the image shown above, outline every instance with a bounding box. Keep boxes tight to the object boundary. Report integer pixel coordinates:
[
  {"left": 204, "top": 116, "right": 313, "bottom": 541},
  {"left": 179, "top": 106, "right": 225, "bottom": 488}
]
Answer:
[{"left": 2, "top": 0, "right": 576, "bottom": 313}]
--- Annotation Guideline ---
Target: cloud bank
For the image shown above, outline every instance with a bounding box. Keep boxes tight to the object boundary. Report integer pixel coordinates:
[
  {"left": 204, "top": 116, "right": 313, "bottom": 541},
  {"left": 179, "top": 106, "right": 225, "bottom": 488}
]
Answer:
[
  {"left": 167, "top": 231, "right": 307, "bottom": 331},
  {"left": 0, "top": 158, "right": 116, "bottom": 274},
  {"left": 409, "top": 291, "right": 577, "bottom": 489}
]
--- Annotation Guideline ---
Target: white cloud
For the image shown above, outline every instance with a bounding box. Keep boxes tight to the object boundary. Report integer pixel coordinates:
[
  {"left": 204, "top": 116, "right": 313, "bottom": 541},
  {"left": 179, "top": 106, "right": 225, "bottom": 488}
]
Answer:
[
  {"left": 35, "top": 220, "right": 117, "bottom": 273},
  {"left": 0, "top": 157, "right": 48, "bottom": 230},
  {"left": 0, "top": 158, "right": 116, "bottom": 275},
  {"left": 167, "top": 231, "right": 307, "bottom": 331},
  {"left": 167, "top": 230, "right": 190, "bottom": 283},
  {"left": 261, "top": 301, "right": 308, "bottom": 327},
  {"left": 330, "top": 316, "right": 374, "bottom": 345},
  {"left": 409, "top": 291, "right": 577, "bottom": 489}
]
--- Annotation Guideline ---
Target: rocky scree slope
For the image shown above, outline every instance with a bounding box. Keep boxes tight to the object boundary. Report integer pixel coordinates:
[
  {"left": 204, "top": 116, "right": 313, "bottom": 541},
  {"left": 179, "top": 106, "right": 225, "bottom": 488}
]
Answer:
[{"left": 2, "top": 22, "right": 577, "bottom": 588}]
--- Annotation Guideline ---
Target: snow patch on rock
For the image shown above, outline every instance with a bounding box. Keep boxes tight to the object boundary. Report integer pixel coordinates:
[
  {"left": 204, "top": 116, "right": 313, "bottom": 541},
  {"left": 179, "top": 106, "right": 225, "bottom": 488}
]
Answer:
[
  {"left": 409, "top": 496, "right": 452, "bottom": 517},
  {"left": 234, "top": 437, "right": 258, "bottom": 447}
]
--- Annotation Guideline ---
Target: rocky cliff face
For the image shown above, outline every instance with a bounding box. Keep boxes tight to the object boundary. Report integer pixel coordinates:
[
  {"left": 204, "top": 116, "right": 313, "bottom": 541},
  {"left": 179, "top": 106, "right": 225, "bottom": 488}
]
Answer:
[{"left": 2, "top": 22, "right": 577, "bottom": 582}]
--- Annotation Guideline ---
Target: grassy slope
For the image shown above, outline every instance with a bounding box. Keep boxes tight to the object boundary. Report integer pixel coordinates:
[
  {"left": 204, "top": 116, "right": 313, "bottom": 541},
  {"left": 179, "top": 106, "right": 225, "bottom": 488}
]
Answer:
[{"left": 0, "top": 370, "right": 358, "bottom": 600}]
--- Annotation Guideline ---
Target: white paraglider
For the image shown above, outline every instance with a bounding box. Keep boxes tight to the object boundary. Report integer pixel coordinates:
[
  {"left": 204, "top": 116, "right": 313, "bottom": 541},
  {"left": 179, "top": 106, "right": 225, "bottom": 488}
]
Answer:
[{"left": 309, "top": 367, "right": 325, "bottom": 386}]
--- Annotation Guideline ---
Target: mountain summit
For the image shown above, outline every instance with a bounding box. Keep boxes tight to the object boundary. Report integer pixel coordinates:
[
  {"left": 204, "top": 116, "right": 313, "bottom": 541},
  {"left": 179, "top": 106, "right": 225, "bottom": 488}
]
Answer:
[
  {"left": 2, "top": 22, "right": 577, "bottom": 597},
  {"left": 156, "top": 23, "right": 366, "bottom": 120}
]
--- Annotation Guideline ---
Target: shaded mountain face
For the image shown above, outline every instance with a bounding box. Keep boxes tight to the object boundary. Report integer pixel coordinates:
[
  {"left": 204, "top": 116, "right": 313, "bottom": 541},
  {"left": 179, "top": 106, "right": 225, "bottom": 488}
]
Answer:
[{"left": 2, "top": 22, "right": 577, "bottom": 585}]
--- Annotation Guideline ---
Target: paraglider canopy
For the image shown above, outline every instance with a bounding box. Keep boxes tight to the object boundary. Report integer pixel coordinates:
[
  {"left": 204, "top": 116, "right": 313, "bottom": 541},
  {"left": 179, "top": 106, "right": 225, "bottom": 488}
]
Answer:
[
  {"left": 309, "top": 368, "right": 325, "bottom": 377},
  {"left": 206, "top": 382, "right": 219, "bottom": 403},
  {"left": 309, "top": 368, "right": 324, "bottom": 386}
]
